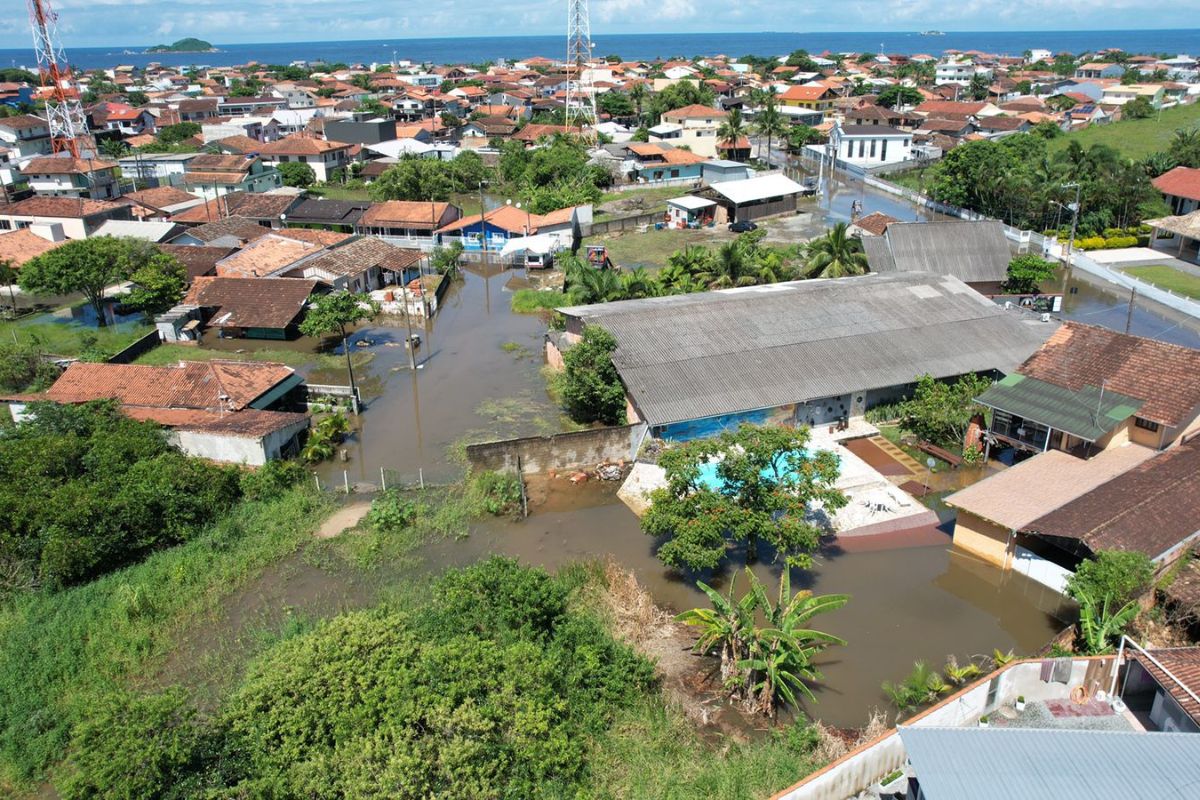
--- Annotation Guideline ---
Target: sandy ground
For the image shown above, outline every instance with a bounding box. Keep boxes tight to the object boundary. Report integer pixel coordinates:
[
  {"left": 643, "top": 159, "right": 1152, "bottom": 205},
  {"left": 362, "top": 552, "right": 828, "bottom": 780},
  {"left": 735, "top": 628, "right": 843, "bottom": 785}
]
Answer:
[{"left": 314, "top": 501, "right": 372, "bottom": 539}]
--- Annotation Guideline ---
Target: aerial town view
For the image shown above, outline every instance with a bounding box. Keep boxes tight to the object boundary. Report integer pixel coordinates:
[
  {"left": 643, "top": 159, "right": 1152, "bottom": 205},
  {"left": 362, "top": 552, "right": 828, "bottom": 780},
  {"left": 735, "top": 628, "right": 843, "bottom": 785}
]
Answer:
[{"left": 1, "top": 0, "right": 1200, "bottom": 796}]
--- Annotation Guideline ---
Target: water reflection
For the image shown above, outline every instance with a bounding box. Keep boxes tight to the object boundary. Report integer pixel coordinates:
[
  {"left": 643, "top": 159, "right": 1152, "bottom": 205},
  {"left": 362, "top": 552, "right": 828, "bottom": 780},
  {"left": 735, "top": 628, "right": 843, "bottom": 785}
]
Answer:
[{"left": 458, "top": 484, "right": 1069, "bottom": 728}]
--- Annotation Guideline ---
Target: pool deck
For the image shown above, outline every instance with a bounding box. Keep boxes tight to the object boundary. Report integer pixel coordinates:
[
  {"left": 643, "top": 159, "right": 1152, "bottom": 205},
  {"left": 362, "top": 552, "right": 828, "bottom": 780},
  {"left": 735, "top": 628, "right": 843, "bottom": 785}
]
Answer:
[{"left": 618, "top": 424, "right": 939, "bottom": 540}]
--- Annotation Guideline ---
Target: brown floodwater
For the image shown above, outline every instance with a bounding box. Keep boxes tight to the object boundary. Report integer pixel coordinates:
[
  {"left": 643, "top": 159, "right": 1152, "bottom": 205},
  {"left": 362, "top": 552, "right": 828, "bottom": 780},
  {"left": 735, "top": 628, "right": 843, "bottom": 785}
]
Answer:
[{"left": 443, "top": 480, "right": 1072, "bottom": 729}]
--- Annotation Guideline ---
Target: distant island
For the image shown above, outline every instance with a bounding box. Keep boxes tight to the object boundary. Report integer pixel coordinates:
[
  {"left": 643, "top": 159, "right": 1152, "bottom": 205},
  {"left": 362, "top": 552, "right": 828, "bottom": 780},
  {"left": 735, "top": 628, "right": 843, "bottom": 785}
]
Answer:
[{"left": 145, "top": 38, "right": 217, "bottom": 54}]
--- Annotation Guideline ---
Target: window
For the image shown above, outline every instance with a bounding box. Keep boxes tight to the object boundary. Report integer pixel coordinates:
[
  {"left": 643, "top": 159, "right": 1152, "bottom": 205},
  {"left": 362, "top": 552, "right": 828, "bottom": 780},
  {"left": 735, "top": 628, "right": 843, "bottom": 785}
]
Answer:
[
  {"left": 857, "top": 139, "right": 865, "bottom": 158},
  {"left": 1134, "top": 417, "right": 1160, "bottom": 432},
  {"left": 869, "top": 139, "right": 876, "bottom": 158},
  {"left": 881, "top": 140, "right": 888, "bottom": 161}
]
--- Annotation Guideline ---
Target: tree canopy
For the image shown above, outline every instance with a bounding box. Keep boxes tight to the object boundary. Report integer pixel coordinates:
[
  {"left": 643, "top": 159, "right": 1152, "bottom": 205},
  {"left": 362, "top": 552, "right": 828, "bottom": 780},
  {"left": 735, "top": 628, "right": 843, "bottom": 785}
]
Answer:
[
  {"left": 277, "top": 160, "right": 316, "bottom": 188},
  {"left": 20, "top": 237, "right": 143, "bottom": 326},
  {"left": 556, "top": 325, "right": 627, "bottom": 426},
  {"left": 643, "top": 424, "right": 846, "bottom": 571},
  {"left": 897, "top": 373, "right": 993, "bottom": 449},
  {"left": 1003, "top": 254, "right": 1056, "bottom": 294}
]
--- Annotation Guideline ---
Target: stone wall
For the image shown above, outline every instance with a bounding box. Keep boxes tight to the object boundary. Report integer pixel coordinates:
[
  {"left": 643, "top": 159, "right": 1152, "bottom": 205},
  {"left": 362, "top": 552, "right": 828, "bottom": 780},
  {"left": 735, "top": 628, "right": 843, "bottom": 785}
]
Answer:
[{"left": 466, "top": 423, "right": 648, "bottom": 474}]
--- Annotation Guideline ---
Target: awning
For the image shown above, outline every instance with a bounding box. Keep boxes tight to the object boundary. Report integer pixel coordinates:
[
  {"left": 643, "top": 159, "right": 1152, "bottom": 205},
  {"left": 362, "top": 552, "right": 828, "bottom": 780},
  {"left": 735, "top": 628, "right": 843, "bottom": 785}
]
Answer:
[
  {"left": 499, "top": 233, "right": 565, "bottom": 258},
  {"left": 1145, "top": 210, "right": 1200, "bottom": 239},
  {"left": 975, "top": 373, "right": 1143, "bottom": 442}
]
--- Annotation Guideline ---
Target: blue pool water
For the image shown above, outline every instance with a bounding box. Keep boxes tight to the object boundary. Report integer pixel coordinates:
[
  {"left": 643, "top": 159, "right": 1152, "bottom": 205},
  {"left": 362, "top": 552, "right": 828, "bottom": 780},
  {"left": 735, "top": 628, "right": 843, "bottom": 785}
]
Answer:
[{"left": 696, "top": 450, "right": 838, "bottom": 490}]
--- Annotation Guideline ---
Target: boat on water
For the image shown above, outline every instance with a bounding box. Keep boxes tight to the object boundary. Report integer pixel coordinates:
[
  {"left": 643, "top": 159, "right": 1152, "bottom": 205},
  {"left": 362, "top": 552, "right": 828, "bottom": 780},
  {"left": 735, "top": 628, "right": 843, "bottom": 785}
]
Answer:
[{"left": 921, "top": 30, "right": 946, "bottom": 36}]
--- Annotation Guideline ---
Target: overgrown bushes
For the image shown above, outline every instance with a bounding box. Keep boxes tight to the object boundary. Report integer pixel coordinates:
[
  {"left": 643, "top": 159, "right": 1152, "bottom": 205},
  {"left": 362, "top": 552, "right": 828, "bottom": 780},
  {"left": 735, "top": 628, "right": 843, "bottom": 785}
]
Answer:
[
  {"left": 55, "top": 558, "right": 657, "bottom": 798},
  {"left": 0, "top": 401, "right": 242, "bottom": 589}
]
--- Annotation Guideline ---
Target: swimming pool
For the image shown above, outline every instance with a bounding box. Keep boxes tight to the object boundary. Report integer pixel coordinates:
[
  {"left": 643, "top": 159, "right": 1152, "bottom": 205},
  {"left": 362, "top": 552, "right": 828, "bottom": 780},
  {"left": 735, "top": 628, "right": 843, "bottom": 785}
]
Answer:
[{"left": 695, "top": 449, "right": 837, "bottom": 490}]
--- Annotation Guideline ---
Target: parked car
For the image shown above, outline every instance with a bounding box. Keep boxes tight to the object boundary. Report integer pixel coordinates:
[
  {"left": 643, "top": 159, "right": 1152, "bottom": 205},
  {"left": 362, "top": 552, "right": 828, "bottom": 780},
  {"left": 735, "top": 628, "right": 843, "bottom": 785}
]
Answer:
[{"left": 729, "top": 220, "right": 758, "bottom": 233}]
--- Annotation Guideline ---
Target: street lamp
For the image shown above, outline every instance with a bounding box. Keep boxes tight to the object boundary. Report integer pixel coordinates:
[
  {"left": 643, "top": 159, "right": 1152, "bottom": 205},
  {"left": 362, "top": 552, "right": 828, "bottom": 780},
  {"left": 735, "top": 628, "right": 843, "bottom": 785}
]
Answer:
[{"left": 1060, "top": 181, "right": 1082, "bottom": 281}]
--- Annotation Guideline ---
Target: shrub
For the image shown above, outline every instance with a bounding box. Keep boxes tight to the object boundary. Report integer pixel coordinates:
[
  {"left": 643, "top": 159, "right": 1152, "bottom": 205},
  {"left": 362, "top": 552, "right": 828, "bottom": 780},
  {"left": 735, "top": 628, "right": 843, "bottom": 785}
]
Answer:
[
  {"left": 468, "top": 469, "right": 523, "bottom": 516},
  {"left": 364, "top": 489, "right": 418, "bottom": 532},
  {"left": 239, "top": 459, "right": 308, "bottom": 501},
  {"left": 1076, "top": 236, "right": 1107, "bottom": 251},
  {"left": 1103, "top": 235, "right": 1138, "bottom": 249},
  {"left": 1067, "top": 550, "right": 1154, "bottom": 607},
  {"left": 557, "top": 325, "right": 627, "bottom": 426}
]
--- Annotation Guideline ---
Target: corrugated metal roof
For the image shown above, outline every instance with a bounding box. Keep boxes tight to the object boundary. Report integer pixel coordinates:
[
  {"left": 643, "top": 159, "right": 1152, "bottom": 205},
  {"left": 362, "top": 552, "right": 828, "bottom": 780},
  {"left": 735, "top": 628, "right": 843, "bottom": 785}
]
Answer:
[
  {"left": 708, "top": 174, "right": 805, "bottom": 205},
  {"left": 865, "top": 220, "right": 1011, "bottom": 283},
  {"left": 560, "top": 273, "right": 1054, "bottom": 426},
  {"left": 976, "top": 373, "right": 1144, "bottom": 442},
  {"left": 898, "top": 727, "right": 1200, "bottom": 800}
]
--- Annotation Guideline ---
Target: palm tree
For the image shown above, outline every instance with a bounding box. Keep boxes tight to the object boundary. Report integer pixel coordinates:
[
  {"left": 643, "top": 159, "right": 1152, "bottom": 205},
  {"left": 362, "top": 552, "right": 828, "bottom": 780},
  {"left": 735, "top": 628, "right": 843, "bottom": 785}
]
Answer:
[
  {"left": 1076, "top": 587, "right": 1140, "bottom": 655},
  {"left": 700, "top": 241, "right": 759, "bottom": 288},
  {"left": 566, "top": 265, "right": 623, "bottom": 305},
  {"left": 716, "top": 108, "right": 747, "bottom": 162},
  {"left": 628, "top": 82, "right": 648, "bottom": 127},
  {"left": 753, "top": 96, "right": 787, "bottom": 167},
  {"left": 0, "top": 259, "right": 18, "bottom": 316},
  {"left": 803, "top": 223, "right": 869, "bottom": 279},
  {"left": 676, "top": 572, "right": 758, "bottom": 687},
  {"left": 618, "top": 266, "right": 660, "bottom": 299}
]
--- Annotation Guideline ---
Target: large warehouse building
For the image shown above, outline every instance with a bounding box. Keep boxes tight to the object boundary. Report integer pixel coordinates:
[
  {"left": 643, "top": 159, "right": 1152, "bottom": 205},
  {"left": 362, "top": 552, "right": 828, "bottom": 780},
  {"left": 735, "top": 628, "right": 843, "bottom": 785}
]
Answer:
[{"left": 554, "top": 272, "right": 1055, "bottom": 440}]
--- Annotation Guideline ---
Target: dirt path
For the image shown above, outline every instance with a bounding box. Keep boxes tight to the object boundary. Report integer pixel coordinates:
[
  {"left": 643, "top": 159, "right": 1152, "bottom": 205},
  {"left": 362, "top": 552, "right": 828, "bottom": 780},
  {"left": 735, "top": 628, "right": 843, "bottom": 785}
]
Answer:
[{"left": 314, "top": 501, "right": 372, "bottom": 539}]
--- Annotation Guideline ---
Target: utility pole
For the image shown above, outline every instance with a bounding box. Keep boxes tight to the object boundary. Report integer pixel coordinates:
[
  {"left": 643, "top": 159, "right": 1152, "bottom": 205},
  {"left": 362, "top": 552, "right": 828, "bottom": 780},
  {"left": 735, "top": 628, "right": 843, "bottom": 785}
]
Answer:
[
  {"left": 1060, "top": 181, "right": 1082, "bottom": 297},
  {"left": 1125, "top": 286, "right": 1137, "bottom": 334}
]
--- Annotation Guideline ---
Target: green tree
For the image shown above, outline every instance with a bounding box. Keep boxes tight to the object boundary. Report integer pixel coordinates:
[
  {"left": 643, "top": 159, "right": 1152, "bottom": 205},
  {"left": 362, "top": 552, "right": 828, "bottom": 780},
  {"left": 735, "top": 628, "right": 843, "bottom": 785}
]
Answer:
[
  {"left": 355, "top": 97, "right": 389, "bottom": 117},
  {"left": 628, "top": 82, "right": 648, "bottom": 125},
  {"left": 1003, "top": 254, "right": 1056, "bottom": 294},
  {"left": 716, "top": 108, "right": 747, "bottom": 160},
  {"left": 277, "top": 160, "right": 316, "bottom": 188},
  {"left": 753, "top": 96, "right": 787, "bottom": 164},
  {"left": 597, "top": 91, "right": 635, "bottom": 121},
  {"left": 897, "top": 373, "right": 994, "bottom": 449},
  {"left": 299, "top": 291, "right": 380, "bottom": 401},
  {"left": 125, "top": 90, "right": 149, "bottom": 106},
  {"left": 20, "top": 237, "right": 136, "bottom": 326},
  {"left": 785, "top": 124, "right": 822, "bottom": 152},
  {"left": 803, "top": 222, "right": 868, "bottom": 279},
  {"left": 1167, "top": 128, "right": 1200, "bottom": 168},
  {"left": 643, "top": 424, "right": 846, "bottom": 571},
  {"left": 967, "top": 72, "right": 990, "bottom": 101},
  {"left": 124, "top": 249, "right": 187, "bottom": 316},
  {"left": 0, "top": 258, "right": 17, "bottom": 313},
  {"left": 1068, "top": 550, "right": 1154, "bottom": 609},
  {"left": 1123, "top": 96, "right": 1154, "bottom": 120},
  {"left": 98, "top": 138, "right": 130, "bottom": 159},
  {"left": 557, "top": 325, "right": 626, "bottom": 425},
  {"left": 679, "top": 568, "right": 848, "bottom": 717},
  {"left": 876, "top": 85, "right": 923, "bottom": 109},
  {"left": 157, "top": 122, "right": 201, "bottom": 146}
]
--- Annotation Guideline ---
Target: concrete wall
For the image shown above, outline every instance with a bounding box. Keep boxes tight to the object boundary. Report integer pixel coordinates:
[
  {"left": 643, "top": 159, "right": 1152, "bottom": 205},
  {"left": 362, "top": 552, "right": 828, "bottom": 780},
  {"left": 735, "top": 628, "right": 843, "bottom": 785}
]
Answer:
[
  {"left": 774, "top": 658, "right": 1115, "bottom": 800},
  {"left": 173, "top": 430, "right": 268, "bottom": 465},
  {"left": 952, "top": 511, "right": 1011, "bottom": 568},
  {"left": 466, "top": 423, "right": 648, "bottom": 474}
]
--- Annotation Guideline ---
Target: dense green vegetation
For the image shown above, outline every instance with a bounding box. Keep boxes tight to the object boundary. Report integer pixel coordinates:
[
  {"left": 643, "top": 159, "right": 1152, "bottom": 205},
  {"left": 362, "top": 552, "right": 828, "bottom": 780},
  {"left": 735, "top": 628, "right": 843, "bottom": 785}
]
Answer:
[
  {"left": 0, "top": 401, "right": 243, "bottom": 589},
  {"left": 643, "top": 425, "right": 846, "bottom": 571},
  {"left": 1068, "top": 551, "right": 1154, "bottom": 654},
  {"left": 555, "top": 325, "right": 627, "bottom": 426},
  {"left": 145, "top": 38, "right": 215, "bottom": 53}
]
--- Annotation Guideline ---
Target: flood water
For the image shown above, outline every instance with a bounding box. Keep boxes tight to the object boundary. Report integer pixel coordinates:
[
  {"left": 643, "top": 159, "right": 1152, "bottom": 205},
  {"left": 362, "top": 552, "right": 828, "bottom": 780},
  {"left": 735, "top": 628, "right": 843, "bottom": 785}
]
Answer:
[{"left": 449, "top": 480, "right": 1072, "bottom": 729}]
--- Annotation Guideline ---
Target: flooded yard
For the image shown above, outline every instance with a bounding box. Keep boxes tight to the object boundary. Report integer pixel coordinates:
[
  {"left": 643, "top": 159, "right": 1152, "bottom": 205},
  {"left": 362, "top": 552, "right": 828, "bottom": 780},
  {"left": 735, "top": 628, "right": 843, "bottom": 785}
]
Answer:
[{"left": 449, "top": 481, "right": 1071, "bottom": 729}]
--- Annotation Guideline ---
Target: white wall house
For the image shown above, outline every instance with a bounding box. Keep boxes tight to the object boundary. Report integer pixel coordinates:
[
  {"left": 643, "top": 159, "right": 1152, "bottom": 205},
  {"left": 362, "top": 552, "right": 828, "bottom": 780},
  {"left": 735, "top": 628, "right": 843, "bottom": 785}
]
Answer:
[
  {"left": 830, "top": 123, "right": 914, "bottom": 168},
  {"left": 936, "top": 59, "right": 992, "bottom": 86},
  {"left": 0, "top": 116, "right": 53, "bottom": 160}
]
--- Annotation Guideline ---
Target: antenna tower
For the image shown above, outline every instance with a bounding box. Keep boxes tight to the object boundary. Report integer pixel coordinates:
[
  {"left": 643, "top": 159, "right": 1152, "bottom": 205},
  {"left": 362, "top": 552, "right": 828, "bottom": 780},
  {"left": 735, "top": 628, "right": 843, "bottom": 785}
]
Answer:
[
  {"left": 565, "top": 0, "right": 597, "bottom": 141},
  {"left": 27, "top": 0, "right": 91, "bottom": 157}
]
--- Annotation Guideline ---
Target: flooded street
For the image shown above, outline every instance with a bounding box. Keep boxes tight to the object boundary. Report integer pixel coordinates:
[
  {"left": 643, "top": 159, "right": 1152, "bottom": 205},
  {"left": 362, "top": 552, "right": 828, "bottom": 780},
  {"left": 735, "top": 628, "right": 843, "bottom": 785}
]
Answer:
[
  {"left": 310, "top": 264, "right": 566, "bottom": 484},
  {"left": 440, "top": 480, "right": 1070, "bottom": 729}
]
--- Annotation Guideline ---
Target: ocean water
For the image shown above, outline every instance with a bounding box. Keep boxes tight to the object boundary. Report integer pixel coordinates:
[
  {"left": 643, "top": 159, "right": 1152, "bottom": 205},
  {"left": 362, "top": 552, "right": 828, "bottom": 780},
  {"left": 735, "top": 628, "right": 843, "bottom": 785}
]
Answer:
[{"left": 1, "top": 30, "right": 1199, "bottom": 72}]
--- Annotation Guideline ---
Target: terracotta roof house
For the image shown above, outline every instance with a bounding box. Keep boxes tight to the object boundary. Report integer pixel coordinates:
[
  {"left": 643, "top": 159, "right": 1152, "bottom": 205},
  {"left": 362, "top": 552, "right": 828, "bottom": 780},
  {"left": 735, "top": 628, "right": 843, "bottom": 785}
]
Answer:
[
  {"left": 21, "top": 155, "right": 122, "bottom": 200},
  {"left": 1153, "top": 166, "right": 1200, "bottom": 216},
  {"left": 0, "top": 227, "right": 68, "bottom": 267},
  {"left": 0, "top": 196, "right": 133, "bottom": 239},
  {"left": 1004, "top": 322, "right": 1200, "bottom": 450},
  {"left": 1124, "top": 646, "right": 1200, "bottom": 731},
  {"left": 511, "top": 124, "right": 583, "bottom": 145},
  {"left": 123, "top": 186, "right": 204, "bottom": 220},
  {"left": 156, "top": 244, "right": 236, "bottom": 281},
  {"left": 178, "top": 153, "right": 282, "bottom": 199},
  {"left": 282, "top": 235, "right": 425, "bottom": 292},
  {"left": 4, "top": 360, "right": 309, "bottom": 465},
  {"left": 435, "top": 203, "right": 585, "bottom": 252},
  {"left": 169, "top": 215, "right": 275, "bottom": 247},
  {"left": 214, "top": 233, "right": 326, "bottom": 278},
  {"left": 1020, "top": 441, "right": 1200, "bottom": 569},
  {"left": 274, "top": 228, "right": 353, "bottom": 246},
  {"left": 177, "top": 276, "right": 319, "bottom": 339},
  {"left": 355, "top": 201, "right": 461, "bottom": 241},
  {"left": 848, "top": 211, "right": 899, "bottom": 237},
  {"left": 255, "top": 136, "right": 352, "bottom": 181}
]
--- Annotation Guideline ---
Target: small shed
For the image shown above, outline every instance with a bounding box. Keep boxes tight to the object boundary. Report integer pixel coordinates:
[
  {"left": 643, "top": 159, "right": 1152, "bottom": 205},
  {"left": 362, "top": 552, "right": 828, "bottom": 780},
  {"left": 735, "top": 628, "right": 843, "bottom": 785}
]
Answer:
[
  {"left": 708, "top": 174, "right": 806, "bottom": 222},
  {"left": 702, "top": 159, "right": 752, "bottom": 184},
  {"left": 666, "top": 195, "right": 716, "bottom": 228}
]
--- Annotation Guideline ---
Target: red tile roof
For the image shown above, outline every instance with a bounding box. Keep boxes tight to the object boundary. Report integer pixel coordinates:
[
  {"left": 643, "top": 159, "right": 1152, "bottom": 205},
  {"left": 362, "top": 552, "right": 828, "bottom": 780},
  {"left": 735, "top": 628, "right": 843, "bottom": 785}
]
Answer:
[
  {"left": 852, "top": 212, "right": 900, "bottom": 236},
  {"left": 22, "top": 155, "right": 117, "bottom": 175},
  {"left": 1153, "top": 166, "right": 1200, "bottom": 203},
  {"left": 1017, "top": 322, "right": 1200, "bottom": 426},
  {"left": 359, "top": 201, "right": 453, "bottom": 230},
  {"left": 156, "top": 244, "right": 236, "bottom": 280},
  {"left": 45, "top": 360, "right": 296, "bottom": 410},
  {"left": 1021, "top": 442, "right": 1200, "bottom": 559},
  {"left": 1131, "top": 647, "right": 1200, "bottom": 724},
  {"left": 0, "top": 228, "right": 67, "bottom": 267},
  {"left": 0, "top": 196, "right": 121, "bottom": 218},
  {"left": 257, "top": 136, "right": 351, "bottom": 156},
  {"left": 184, "top": 276, "right": 317, "bottom": 329},
  {"left": 779, "top": 85, "right": 832, "bottom": 102},
  {"left": 914, "top": 100, "right": 988, "bottom": 116},
  {"left": 661, "top": 104, "right": 727, "bottom": 120}
]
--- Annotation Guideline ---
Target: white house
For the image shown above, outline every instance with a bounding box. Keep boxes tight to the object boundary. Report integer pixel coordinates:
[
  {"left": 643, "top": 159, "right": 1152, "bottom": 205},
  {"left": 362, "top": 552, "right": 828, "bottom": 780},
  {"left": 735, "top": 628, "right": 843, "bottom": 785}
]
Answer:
[
  {"left": 827, "top": 123, "right": 914, "bottom": 168},
  {"left": 936, "top": 59, "right": 992, "bottom": 86},
  {"left": 0, "top": 115, "right": 53, "bottom": 161},
  {"left": 21, "top": 155, "right": 122, "bottom": 200},
  {"left": 256, "top": 138, "right": 352, "bottom": 182}
]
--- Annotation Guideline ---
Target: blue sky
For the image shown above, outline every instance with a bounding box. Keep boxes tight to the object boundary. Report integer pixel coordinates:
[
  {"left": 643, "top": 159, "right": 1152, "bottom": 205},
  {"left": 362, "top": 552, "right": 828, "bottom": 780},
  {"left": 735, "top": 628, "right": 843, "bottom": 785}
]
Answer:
[{"left": 0, "top": 0, "right": 1168, "bottom": 49}]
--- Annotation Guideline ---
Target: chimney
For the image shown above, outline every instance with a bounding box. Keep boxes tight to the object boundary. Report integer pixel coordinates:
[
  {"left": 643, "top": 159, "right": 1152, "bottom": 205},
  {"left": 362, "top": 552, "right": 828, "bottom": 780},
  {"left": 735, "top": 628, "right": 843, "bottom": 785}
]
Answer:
[{"left": 28, "top": 222, "right": 66, "bottom": 242}]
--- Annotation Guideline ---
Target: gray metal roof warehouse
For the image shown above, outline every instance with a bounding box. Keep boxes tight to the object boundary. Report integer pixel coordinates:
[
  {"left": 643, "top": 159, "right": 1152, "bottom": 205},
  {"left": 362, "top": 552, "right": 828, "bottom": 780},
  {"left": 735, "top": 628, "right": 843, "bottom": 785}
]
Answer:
[
  {"left": 862, "top": 219, "right": 1012, "bottom": 284},
  {"left": 558, "top": 272, "right": 1054, "bottom": 427}
]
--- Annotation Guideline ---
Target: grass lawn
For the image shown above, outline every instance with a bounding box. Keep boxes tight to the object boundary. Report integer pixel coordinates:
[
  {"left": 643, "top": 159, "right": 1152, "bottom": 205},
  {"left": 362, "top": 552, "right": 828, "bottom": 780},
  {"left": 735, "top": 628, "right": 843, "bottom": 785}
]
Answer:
[
  {"left": 0, "top": 315, "right": 152, "bottom": 357},
  {"left": 1048, "top": 102, "right": 1200, "bottom": 161},
  {"left": 597, "top": 185, "right": 687, "bottom": 215},
  {"left": 134, "top": 342, "right": 374, "bottom": 371},
  {"left": 587, "top": 228, "right": 713, "bottom": 270},
  {"left": 1123, "top": 264, "right": 1200, "bottom": 299}
]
